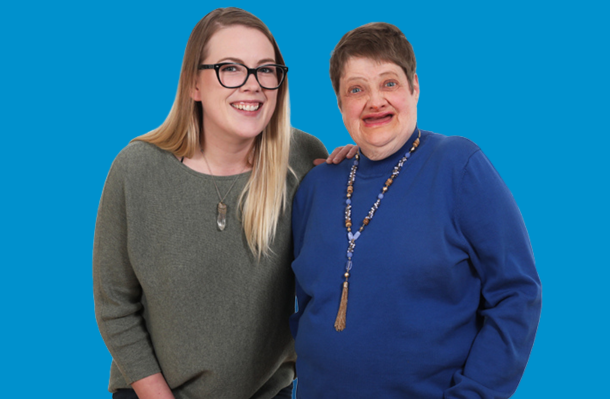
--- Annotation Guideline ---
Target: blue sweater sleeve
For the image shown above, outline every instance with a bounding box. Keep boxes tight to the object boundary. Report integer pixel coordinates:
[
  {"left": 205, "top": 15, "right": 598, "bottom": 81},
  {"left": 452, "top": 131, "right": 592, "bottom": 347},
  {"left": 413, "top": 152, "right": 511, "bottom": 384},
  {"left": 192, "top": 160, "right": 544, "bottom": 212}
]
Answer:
[
  {"left": 290, "top": 180, "right": 310, "bottom": 339},
  {"left": 444, "top": 150, "right": 542, "bottom": 399}
]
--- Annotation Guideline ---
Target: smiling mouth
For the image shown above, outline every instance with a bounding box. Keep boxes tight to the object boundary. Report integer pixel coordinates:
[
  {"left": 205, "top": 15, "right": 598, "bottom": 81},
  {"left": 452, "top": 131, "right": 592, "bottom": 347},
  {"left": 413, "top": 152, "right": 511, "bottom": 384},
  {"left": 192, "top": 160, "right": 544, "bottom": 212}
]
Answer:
[
  {"left": 363, "top": 113, "right": 393, "bottom": 125},
  {"left": 231, "top": 102, "right": 261, "bottom": 111}
]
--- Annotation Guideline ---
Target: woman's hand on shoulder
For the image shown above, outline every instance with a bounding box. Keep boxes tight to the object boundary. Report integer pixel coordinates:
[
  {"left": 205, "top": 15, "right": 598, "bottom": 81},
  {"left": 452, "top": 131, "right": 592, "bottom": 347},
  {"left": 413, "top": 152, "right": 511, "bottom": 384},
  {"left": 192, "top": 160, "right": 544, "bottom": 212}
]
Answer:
[{"left": 313, "top": 144, "right": 359, "bottom": 166}]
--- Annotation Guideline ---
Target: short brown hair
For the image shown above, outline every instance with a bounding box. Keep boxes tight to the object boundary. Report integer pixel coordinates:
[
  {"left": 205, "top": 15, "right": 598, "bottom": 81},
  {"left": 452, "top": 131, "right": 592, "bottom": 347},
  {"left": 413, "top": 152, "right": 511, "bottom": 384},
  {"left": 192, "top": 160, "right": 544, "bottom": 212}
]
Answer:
[{"left": 330, "top": 22, "right": 417, "bottom": 95}]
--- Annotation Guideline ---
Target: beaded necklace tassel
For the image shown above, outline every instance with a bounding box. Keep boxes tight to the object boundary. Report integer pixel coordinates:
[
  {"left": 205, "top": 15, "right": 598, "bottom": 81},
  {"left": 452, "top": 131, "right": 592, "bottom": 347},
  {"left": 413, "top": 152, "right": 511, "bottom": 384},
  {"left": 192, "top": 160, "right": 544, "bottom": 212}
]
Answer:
[
  {"left": 334, "top": 159, "right": 358, "bottom": 332},
  {"left": 334, "top": 280, "right": 349, "bottom": 331},
  {"left": 334, "top": 131, "right": 421, "bottom": 332}
]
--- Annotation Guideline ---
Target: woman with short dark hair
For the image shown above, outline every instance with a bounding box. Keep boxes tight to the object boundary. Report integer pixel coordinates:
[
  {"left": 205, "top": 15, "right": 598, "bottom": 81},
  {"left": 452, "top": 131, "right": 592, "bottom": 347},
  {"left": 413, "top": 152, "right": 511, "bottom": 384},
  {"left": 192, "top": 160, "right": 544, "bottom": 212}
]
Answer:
[{"left": 291, "top": 22, "right": 541, "bottom": 399}]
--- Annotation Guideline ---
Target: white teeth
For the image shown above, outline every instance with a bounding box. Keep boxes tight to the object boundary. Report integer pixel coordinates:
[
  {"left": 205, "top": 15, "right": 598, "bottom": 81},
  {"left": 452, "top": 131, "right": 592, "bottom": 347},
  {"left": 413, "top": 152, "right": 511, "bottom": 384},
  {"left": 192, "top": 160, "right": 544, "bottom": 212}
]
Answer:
[{"left": 231, "top": 103, "right": 260, "bottom": 111}]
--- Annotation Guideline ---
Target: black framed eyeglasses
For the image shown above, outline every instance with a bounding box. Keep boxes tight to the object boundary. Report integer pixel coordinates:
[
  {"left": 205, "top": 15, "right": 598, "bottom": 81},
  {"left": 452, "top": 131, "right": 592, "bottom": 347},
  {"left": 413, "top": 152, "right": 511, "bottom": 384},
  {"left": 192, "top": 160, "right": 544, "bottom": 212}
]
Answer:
[{"left": 198, "top": 62, "right": 288, "bottom": 90}]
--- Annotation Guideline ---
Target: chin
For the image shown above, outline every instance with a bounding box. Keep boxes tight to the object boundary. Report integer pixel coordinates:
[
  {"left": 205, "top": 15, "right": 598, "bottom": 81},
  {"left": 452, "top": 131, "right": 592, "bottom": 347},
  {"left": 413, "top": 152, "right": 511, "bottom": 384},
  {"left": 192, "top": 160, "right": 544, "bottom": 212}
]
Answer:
[
  {"left": 237, "top": 126, "right": 267, "bottom": 140},
  {"left": 362, "top": 135, "right": 395, "bottom": 149},
  {"left": 232, "top": 118, "right": 268, "bottom": 133}
]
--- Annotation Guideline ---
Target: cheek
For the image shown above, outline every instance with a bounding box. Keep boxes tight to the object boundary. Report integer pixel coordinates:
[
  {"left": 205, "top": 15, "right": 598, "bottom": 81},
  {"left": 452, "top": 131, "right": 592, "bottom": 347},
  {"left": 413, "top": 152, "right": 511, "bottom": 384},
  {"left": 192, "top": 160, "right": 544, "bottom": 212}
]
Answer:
[
  {"left": 342, "top": 101, "right": 363, "bottom": 128},
  {"left": 199, "top": 75, "right": 221, "bottom": 101},
  {"left": 392, "top": 94, "right": 416, "bottom": 116},
  {"left": 341, "top": 110, "right": 355, "bottom": 132},
  {"left": 264, "top": 92, "right": 278, "bottom": 120},
  {"left": 268, "top": 91, "right": 278, "bottom": 109},
  {"left": 201, "top": 86, "right": 226, "bottom": 110}
]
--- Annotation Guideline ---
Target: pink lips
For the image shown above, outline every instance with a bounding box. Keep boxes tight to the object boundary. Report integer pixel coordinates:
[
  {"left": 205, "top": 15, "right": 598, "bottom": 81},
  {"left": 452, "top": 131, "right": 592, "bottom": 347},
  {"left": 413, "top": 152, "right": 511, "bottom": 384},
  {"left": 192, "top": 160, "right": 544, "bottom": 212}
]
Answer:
[{"left": 362, "top": 112, "right": 393, "bottom": 127}]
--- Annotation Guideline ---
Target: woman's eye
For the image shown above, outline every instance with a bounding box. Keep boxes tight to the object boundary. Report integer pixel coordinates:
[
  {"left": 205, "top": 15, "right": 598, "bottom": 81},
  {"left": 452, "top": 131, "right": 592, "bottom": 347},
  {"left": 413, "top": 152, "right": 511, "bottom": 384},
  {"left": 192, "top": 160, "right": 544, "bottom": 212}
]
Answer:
[
  {"left": 221, "top": 65, "right": 238, "bottom": 72},
  {"left": 385, "top": 81, "right": 397, "bottom": 88},
  {"left": 258, "top": 67, "right": 274, "bottom": 74},
  {"left": 349, "top": 87, "right": 361, "bottom": 94}
]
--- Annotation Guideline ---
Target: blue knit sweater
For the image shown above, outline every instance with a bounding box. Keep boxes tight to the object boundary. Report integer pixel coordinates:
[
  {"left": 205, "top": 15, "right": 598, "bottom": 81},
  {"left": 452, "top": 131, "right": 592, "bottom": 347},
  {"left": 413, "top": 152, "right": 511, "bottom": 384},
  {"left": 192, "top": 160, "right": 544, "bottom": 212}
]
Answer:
[{"left": 290, "top": 129, "right": 541, "bottom": 399}]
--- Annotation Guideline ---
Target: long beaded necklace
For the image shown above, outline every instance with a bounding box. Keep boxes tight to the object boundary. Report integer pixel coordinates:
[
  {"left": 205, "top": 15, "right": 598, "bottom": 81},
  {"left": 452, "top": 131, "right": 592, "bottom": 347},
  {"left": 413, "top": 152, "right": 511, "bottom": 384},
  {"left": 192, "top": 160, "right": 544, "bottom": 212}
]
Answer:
[{"left": 334, "top": 129, "right": 421, "bottom": 332}]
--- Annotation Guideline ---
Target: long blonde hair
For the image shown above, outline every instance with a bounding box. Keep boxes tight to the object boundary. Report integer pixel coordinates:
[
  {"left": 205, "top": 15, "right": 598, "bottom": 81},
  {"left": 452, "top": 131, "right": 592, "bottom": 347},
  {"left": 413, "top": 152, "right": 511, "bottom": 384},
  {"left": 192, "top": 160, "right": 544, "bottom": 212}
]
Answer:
[{"left": 134, "top": 7, "right": 292, "bottom": 259}]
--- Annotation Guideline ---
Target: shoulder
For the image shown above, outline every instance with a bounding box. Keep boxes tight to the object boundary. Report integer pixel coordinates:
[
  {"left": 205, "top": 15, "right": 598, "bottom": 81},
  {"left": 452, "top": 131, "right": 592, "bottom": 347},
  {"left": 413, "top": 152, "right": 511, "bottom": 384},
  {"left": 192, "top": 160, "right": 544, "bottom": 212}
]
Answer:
[
  {"left": 422, "top": 131, "right": 481, "bottom": 158},
  {"left": 422, "top": 130, "right": 509, "bottom": 198},
  {"left": 292, "top": 161, "right": 347, "bottom": 229},
  {"left": 115, "top": 140, "right": 167, "bottom": 164},
  {"left": 295, "top": 157, "right": 350, "bottom": 199},
  {"left": 113, "top": 140, "right": 170, "bottom": 170},
  {"left": 107, "top": 140, "right": 172, "bottom": 183},
  {"left": 289, "top": 127, "right": 329, "bottom": 177},
  {"left": 423, "top": 130, "right": 481, "bottom": 164},
  {"left": 291, "top": 127, "right": 326, "bottom": 150}
]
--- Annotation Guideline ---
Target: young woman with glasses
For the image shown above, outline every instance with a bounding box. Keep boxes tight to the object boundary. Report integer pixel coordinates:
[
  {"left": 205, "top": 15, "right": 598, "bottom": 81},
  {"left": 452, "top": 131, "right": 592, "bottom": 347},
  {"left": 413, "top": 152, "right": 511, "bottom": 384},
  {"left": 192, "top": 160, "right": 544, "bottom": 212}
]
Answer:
[{"left": 93, "top": 8, "right": 355, "bottom": 399}]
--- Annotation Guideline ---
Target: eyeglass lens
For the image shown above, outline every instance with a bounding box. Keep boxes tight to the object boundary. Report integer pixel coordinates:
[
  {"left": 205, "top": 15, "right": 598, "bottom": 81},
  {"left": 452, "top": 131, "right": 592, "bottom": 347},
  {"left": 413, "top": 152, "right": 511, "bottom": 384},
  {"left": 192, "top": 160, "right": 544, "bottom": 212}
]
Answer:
[{"left": 219, "top": 64, "right": 284, "bottom": 89}]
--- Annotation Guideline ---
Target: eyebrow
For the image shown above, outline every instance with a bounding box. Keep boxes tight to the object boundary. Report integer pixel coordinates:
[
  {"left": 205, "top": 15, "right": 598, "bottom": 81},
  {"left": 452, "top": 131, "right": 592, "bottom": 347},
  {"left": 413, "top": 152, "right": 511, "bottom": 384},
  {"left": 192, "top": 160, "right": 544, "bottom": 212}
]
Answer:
[
  {"left": 379, "top": 71, "right": 399, "bottom": 77},
  {"left": 345, "top": 70, "right": 400, "bottom": 83},
  {"left": 217, "top": 57, "right": 276, "bottom": 65},
  {"left": 345, "top": 76, "right": 366, "bottom": 84}
]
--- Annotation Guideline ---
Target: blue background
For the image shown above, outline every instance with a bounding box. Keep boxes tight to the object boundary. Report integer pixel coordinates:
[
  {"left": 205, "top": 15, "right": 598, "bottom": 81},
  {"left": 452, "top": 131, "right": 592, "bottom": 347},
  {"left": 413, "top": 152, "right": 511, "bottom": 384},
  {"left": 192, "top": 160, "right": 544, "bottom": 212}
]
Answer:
[{"left": 1, "top": 0, "right": 608, "bottom": 397}]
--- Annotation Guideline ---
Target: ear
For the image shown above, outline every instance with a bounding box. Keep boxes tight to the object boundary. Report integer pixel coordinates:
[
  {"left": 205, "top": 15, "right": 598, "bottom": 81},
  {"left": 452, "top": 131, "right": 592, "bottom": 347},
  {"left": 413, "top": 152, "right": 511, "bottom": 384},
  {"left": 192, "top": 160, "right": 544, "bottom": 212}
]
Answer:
[
  {"left": 191, "top": 81, "right": 202, "bottom": 102},
  {"left": 412, "top": 73, "right": 420, "bottom": 100}
]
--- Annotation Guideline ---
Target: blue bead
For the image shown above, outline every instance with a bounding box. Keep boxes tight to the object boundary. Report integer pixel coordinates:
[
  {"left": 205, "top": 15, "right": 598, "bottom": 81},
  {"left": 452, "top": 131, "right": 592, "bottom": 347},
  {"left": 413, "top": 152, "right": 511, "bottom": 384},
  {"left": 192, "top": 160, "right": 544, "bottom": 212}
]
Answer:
[
  {"left": 346, "top": 199, "right": 351, "bottom": 205},
  {"left": 347, "top": 251, "right": 353, "bottom": 257},
  {"left": 378, "top": 193, "right": 384, "bottom": 199},
  {"left": 354, "top": 160, "right": 359, "bottom": 165},
  {"left": 405, "top": 152, "right": 411, "bottom": 159}
]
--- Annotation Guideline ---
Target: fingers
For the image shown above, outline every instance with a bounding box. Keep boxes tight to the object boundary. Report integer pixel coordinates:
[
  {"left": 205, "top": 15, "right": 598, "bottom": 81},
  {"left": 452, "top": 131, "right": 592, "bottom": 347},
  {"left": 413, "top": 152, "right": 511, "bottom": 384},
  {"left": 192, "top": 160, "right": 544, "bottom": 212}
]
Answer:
[
  {"left": 346, "top": 144, "right": 359, "bottom": 159},
  {"left": 325, "top": 147, "right": 344, "bottom": 164},
  {"left": 313, "top": 144, "right": 359, "bottom": 167},
  {"left": 327, "top": 145, "right": 354, "bottom": 164}
]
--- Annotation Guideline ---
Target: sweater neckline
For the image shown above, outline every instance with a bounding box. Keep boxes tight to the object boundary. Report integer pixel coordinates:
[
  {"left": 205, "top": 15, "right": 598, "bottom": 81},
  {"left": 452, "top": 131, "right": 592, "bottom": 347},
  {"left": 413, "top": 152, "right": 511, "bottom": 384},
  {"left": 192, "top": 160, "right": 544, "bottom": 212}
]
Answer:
[
  {"left": 165, "top": 148, "right": 253, "bottom": 182},
  {"left": 356, "top": 126, "right": 425, "bottom": 178}
]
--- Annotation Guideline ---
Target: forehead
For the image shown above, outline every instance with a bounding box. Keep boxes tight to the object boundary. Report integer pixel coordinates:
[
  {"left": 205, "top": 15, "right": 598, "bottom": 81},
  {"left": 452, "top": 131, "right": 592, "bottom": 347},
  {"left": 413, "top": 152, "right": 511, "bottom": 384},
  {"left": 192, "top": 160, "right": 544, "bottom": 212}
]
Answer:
[
  {"left": 341, "top": 57, "right": 405, "bottom": 81},
  {"left": 204, "top": 25, "right": 275, "bottom": 64}
]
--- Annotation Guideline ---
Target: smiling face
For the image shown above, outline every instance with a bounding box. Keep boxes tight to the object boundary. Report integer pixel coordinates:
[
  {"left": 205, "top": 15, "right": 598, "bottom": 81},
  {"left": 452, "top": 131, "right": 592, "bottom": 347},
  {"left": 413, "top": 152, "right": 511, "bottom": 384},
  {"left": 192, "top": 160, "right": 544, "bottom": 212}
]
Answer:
[
  {"left": 338, "top": 57, "right": 419, "bottom": 160},
  {"left": 191, "top": 25, "right": 278, "bottom": 146}
]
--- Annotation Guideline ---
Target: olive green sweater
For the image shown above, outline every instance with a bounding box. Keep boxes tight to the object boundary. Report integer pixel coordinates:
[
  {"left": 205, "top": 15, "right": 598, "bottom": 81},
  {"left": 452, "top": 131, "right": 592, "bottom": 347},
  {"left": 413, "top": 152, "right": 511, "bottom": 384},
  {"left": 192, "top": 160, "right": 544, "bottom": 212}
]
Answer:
[{"left": 93, "top": 129, "right": 327, "bottom": 399}]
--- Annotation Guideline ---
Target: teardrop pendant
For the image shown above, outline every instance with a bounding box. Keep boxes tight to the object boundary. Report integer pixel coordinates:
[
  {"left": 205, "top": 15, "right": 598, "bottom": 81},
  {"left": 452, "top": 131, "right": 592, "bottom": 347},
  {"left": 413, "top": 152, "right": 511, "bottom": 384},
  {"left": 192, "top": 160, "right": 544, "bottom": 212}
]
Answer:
[{"left": 217, "top": 202, "right": 227, "bottom": 231}]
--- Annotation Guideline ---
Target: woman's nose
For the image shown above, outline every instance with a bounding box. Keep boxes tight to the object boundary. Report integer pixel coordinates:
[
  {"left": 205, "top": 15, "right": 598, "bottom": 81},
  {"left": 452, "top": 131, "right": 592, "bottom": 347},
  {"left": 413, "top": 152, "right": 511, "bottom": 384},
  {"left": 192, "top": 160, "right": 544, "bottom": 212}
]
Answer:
[
  {"left": 367, "top": 89, "right": 387, "bottom": 109},
  {"left": 241, "top": 72, "right": 261, "bottom": 91}
]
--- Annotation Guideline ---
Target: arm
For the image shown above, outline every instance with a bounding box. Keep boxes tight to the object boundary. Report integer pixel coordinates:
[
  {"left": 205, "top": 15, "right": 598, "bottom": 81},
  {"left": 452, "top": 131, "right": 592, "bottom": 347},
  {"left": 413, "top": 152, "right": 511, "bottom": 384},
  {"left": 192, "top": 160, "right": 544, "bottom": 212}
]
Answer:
[
  {"left": 93, "top": 156, "right": 168, "bottom": 390},
  {"left": 444, "top": 151, "right": 542, "bottom": 399},
  {"left": 290, "top": 278, "right": 311, "bottom": 339},
  {"left": 289, "top": 180, "right": 311, "bottom": 339},
  {"left": 132, "top": 374, "right": 175, "bottom": 399}
]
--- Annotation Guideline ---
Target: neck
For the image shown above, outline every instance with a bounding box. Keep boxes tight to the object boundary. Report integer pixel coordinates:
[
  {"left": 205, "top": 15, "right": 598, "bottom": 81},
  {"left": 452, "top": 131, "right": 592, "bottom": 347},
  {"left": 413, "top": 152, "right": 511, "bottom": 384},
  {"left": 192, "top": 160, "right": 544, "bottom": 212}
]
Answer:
[
  {"left": 361, "top": 145, "right": 406, "bottom": 161},
  {"left": 180, "top": 130, "right": 255, "bottom": 176},
  {"left": 357, "top": 126, "right": 421, "bottom": 178},
  {"left": 201, "top": 134, "right": 254, "bottom": 176},
  {"left": 360, "top": 124, "right": 417, "bottom": 161}
]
